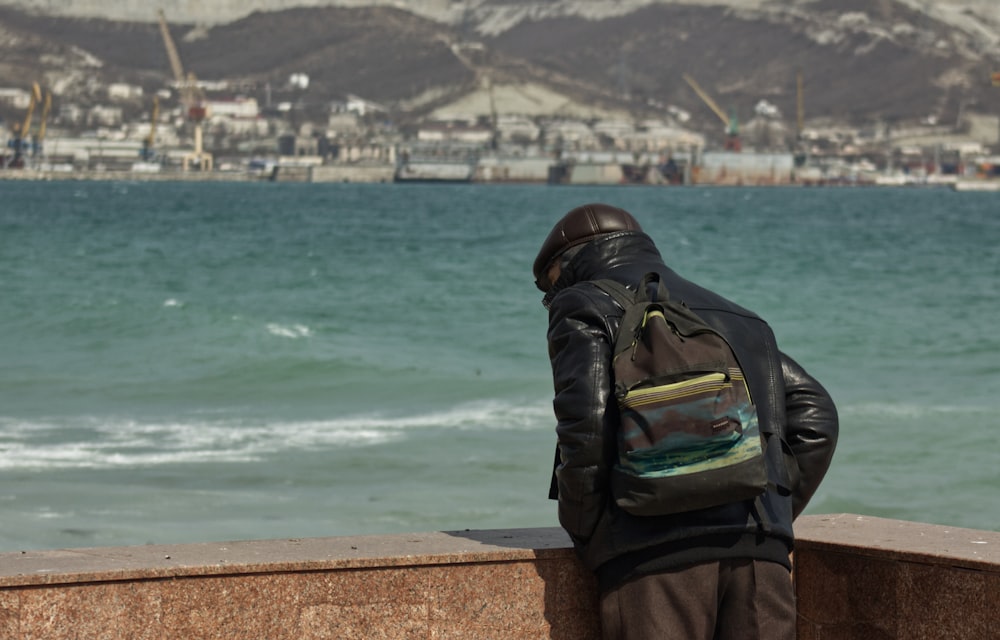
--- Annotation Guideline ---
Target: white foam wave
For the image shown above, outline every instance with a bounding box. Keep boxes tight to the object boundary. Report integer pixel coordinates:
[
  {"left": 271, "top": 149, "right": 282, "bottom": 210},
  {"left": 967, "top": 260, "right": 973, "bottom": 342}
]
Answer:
[
  {"left": 266, "top": 323, "right": 311, "bottom": 338},
  {"left": 0, "top": 399, "right": 552, "bottom": 471},
  {"left": 424, "top": 399, "right": 551, "bottom": 430}
]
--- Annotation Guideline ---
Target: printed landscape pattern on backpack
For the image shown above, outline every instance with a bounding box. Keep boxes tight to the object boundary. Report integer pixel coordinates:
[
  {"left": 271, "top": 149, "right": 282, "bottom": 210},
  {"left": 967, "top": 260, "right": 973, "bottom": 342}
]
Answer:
[{"left": 592, "top": 274, "right": 768, "bottom": 516}]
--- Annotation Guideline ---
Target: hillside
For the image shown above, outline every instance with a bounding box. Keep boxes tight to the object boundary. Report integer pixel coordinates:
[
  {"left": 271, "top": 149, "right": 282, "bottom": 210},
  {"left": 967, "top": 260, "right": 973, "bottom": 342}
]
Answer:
[
  {"left": 489, "top": 2, "right": 991, "bottom": 127},
  {"left": 1, "top": 0, "right": 999, "bottom": 143}
]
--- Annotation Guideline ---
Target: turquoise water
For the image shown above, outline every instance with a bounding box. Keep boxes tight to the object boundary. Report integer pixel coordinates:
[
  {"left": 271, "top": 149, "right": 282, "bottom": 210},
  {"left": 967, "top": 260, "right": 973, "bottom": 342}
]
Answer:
[{"left": 1, "top": 181, "right": 997, "bottom": 550}]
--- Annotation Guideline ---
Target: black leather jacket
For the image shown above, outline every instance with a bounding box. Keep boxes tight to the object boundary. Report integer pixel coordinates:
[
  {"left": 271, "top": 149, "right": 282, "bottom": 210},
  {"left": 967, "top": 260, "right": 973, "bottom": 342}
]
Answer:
[{"left": 544, "top": 231, "right": 838, "bottom": 588}]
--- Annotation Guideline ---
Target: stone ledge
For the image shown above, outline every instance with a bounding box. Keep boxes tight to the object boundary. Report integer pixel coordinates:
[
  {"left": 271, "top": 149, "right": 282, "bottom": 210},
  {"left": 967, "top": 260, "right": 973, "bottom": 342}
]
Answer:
[
  {"left": 0, "top": 528, "right": 576, "bottom": 588},
  {"left": 0, "top": 528, "right": 600, "bottom": 640},
  {"left": 794, "top": 513, "right": 999, "bottom": 571},
  {"left": 793, "top": 514, "right": 1000, "bottom": 640},
  {"left": 2, "top": 515, "right": 998, "bottom": 639}
]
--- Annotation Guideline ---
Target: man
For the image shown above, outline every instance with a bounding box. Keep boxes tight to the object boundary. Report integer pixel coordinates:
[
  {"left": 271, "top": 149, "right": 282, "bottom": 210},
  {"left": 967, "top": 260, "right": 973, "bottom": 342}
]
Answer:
[{"left": 534, "top": 203, "right": 838, "bottom": 640}]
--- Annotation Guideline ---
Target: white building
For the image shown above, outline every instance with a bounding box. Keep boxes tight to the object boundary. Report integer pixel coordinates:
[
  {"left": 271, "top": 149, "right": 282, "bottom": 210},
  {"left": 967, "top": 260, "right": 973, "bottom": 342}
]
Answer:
[
  {"left": 208, "top": 117, "right": 268, "bottom": 137},
  {"left": 342, "top": 95, "right": 386, "bottom": 117},
  {"left": 592, "top": 120, "right": 635, "bottom": 148},
  {"left": 543, "top": 120, "right": 600, "bottom": 150},
  {"left": 328, "top": 111, "right": 362, "bottom": 137},
  {"left": 0, "top": 87, "right": 33, "bottom": 110},
  {"left": 626, "top": 121, "right": 705, "bottom": 152},
  {"left": 107, "top": 83, "right": 144, "bottom": 101},
  {"left": 496, "top": 115, "right": 540, "bottom": 143},
  {"left": 417, "top": 123, "right": 493, "bottom": 145},
  {"left": 207, "top": 97, "right": 259, "bottom": 119},
  {"left": 56, "top": 104, "right": 84, "bottom": 125},
  {"left": 87, "top": 106, "right": 124, "bottom": 127}
]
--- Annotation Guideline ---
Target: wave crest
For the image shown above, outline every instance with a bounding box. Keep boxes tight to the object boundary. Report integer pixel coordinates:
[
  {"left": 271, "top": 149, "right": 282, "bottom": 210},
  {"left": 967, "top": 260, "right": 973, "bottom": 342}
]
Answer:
[{"left": 0, "top": 399, "right": 551, "bottom": 470}]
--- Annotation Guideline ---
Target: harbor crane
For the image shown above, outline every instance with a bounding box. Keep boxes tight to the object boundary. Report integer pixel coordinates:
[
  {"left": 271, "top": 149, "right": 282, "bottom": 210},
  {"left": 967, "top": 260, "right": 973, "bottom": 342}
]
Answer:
[
  {"left": 157, "top": 9, "right": 212, "bottom": 170},
  {"left": 4, "top": 82, "right": 42, "bottom": 168},
  {"left": 140, "top": 96, "right": 159, "bottom": 162},
  {"left": 796, "top": 68, "right": 805, "bottom": 139},
  {"left": 683, "top": 74, "right": 741, "bottom": 151},
  {"left": 33, "top": 89, "right": 52, "bottom": 158}
]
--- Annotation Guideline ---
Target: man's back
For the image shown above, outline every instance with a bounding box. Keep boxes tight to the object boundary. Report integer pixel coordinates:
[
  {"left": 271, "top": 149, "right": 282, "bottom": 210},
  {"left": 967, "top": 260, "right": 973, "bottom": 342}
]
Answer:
[{"left": 534, "top": 203, "right": 838, "bottom": 639}]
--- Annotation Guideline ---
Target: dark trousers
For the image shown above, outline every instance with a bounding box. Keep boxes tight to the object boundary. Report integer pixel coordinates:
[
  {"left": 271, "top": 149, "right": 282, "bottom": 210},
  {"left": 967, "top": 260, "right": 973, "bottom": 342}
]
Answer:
[{"left": 599, "top": 558, "right": 796, "bottom": 640}]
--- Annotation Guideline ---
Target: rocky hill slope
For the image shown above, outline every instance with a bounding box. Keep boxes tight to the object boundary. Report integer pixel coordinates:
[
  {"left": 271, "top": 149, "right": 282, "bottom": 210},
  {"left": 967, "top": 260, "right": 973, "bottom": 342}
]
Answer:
[
  {"left": 1, "top": 0, "right": 998, "bottom": 142},
  {"left": 3, "top": 0, "right": 1000, "bottom": 43}
]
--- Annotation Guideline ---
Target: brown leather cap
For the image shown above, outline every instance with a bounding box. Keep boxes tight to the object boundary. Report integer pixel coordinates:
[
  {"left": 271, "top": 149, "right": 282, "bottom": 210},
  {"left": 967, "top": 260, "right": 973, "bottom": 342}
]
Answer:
[{"left": 533, "top": 203, "right": 643, "bottom": 289}]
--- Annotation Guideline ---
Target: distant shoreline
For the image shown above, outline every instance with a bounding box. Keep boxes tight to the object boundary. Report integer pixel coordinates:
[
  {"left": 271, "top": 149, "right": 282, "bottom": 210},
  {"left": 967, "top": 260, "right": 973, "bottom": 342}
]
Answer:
[
  {"left": 0, "top": 169, "right": 257, "bottom": 183},
  {"left": 2, "top": 168, "right": 997, "bottom": 190}
]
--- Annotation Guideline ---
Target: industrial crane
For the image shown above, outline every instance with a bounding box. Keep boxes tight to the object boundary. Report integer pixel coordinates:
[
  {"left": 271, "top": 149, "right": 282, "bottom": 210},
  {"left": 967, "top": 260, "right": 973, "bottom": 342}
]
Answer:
[
  {"left": 796, "top": 69, "right": 805, "bottom": 139},
  {"left": 140, "top": 96, "right": 159, "bottom": 162},
  {"left": 4, "top": 82, "right": 42, "bottom": 168},
  {"left": 33, "top": 89, "right": 52, "bottom": 159},
  {"left": 157, "top": 9, "right": 212, "bottom": 170},
  {"left": 683, "top": 74, "right": 741, "bottom": 152}
]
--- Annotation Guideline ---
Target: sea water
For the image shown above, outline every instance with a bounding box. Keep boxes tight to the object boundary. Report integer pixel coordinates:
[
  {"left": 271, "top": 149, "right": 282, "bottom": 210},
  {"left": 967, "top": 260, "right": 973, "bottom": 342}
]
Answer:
[{"left": 1, "top": 180, "right": 997, "bottom": 551}]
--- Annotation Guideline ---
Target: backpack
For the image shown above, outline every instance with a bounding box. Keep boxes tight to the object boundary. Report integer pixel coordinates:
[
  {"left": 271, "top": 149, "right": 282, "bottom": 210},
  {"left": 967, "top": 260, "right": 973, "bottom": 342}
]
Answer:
[{"left": 592, "top": 273, "right": 768, "bottom": 517}]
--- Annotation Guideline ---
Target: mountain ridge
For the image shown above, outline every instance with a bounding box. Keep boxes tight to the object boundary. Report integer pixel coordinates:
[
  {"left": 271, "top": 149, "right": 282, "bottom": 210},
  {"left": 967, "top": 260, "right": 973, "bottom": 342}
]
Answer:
[
  {"left": 2, "top": 0, "right": 999, "bottom": 48},
  {"left": 1, "top": 1, "right": 999, "bottom": 145}
]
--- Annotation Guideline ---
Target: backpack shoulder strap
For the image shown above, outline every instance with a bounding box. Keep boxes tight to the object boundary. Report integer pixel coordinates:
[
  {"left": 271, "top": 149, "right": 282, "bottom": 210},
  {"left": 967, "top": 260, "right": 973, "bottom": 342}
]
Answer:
[
  {"left": 591, "top": 274, "right": 673, "bottom": 358},
  {"left": 591, "top": 272, "right": 670, "bottom": 306},
  {"left": 590, "top": 278, "right": 636, "bottom": 309},
  {"left": 589, "top": 279, "right": 639, "bottom": 357},
  {"left": 640, "top": 272, "right": 671, "bottom": 304}
]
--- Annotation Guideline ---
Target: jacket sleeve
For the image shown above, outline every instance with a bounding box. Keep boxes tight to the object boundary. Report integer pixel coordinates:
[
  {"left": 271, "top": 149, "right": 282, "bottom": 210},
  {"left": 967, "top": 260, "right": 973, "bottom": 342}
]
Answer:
[
  {"left": 546, "top": 286, "right": 617, "bottom": 547},
  {"left": 780, "top": 352, "right": 839, "bottom": 518}
]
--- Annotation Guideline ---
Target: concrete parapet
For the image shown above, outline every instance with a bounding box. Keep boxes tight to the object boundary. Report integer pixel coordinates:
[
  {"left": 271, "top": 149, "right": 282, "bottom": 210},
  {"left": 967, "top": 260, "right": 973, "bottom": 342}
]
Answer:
[
  {"left": 793, "top": 514, "right": 999, "bottom": 639},
  {"left": 0, "top": 528, "right": 599, "bottom": 639},
  {"left": 0, "top": 514, "right": 996, "bottom": 638}
]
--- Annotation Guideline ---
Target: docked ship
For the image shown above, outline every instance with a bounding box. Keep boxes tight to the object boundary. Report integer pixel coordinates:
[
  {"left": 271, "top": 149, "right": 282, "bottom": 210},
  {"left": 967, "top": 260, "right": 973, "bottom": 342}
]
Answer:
[{"left": 394, "top": 143, "right": 478, "bottom": 183}]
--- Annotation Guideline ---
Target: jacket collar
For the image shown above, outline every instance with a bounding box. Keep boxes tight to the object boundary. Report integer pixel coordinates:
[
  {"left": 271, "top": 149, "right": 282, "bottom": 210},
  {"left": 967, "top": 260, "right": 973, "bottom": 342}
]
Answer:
[{"left": 542, "top": 231, "right": 664, "bottom": 307}]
